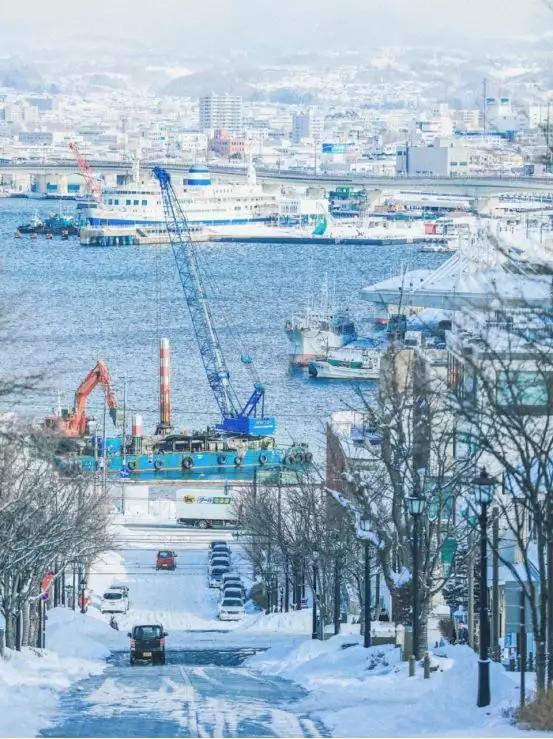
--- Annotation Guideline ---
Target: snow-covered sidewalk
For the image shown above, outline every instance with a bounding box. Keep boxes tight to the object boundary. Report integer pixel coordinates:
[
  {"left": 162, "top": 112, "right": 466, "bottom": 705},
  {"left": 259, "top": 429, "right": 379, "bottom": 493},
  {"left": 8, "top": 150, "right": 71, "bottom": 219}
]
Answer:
[
  {"left": 0, "top": 608, "right": 126, "bottom": 737},
  {"left": 246, "top": 636, "right": 540, "bottom": 738}
]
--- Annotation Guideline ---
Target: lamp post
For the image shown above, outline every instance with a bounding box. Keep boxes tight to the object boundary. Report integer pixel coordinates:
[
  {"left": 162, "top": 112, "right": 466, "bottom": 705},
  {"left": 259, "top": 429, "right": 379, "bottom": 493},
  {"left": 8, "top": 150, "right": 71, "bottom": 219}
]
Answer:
[
  {"left": 471, "top": 466, "right": 496, "bottom": 708},
  {"left": 360, "top": 516, "right": 372, "bottom": 648},
  {"left": 407, "top": 494, "right": 426, "bottom": 661}
]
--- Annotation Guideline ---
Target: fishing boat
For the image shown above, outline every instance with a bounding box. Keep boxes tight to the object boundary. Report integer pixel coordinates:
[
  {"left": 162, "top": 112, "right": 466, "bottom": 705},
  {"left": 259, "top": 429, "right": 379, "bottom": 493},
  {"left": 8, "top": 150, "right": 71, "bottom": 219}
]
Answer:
[
  {"left": 308, "top": 339, "right": 382, "bottom": 380},
  {"left": 285, "top": 277, "right": 357, "bottom": 365}
]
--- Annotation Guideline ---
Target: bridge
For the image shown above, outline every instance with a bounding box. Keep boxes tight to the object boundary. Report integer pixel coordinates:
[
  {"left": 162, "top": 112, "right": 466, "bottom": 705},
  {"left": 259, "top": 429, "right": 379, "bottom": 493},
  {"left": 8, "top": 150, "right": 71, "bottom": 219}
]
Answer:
[{"left": 1, "top": 159, "right": 553, "bottom": 196}]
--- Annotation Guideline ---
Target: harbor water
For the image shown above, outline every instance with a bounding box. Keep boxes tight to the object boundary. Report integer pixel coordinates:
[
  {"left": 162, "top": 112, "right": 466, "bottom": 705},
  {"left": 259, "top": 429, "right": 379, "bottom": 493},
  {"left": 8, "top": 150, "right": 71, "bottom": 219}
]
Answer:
[{"left": 0, "top": 199, "right": 447, "bottom": 458}]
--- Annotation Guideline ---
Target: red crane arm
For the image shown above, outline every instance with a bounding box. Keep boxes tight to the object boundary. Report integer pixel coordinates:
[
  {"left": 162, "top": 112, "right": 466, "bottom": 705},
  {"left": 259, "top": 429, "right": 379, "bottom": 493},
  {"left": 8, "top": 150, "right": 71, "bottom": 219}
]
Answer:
[
  {"left": 69, "top": 360, "right": 118, "bottom": 435},
  {"left": 69, "top": 142, "right": 102, "bottom": 204}
]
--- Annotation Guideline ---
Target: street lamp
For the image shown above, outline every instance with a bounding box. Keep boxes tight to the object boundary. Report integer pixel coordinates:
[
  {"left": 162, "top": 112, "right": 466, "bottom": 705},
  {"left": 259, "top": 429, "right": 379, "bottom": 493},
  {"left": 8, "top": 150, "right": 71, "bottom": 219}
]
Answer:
[
  {"left": 471, "top": 466, "right": 496, "bottom": 708},
  {"left": 407, "top": 494, "right": 426, "bottom": 661},
  {"left": 360, "top": 516, "right": 372, "bottom": 648}
]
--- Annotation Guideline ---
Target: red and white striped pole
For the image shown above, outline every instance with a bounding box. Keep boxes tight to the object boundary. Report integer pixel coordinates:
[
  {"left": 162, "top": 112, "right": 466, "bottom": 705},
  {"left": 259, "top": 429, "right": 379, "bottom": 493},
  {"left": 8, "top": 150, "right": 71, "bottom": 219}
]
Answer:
[{"left": 158, "top": 337, "right": 171, "bottom": 435}]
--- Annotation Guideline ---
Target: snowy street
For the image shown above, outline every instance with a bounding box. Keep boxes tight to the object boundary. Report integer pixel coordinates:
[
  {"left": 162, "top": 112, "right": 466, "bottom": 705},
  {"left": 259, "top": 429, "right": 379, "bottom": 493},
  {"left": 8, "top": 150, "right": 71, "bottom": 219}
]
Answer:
[
  {"left": 0, "top": 522, "right": 532, "bottom": 738},
  {"left": 40, "top": 648, "right": 324, "bottom": 738},
  {"left": 37, "top": 524, "right": 327, "bottom": 738}
]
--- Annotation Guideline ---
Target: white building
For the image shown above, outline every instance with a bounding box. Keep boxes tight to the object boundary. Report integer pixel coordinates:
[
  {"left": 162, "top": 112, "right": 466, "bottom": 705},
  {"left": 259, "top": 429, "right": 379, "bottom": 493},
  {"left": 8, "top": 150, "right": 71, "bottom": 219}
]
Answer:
[
  {"left": 199, "top": 94, "right": 243, "bottom": 133},
  {"left": 453, "top": 109, "right": 481, "bottom": 132},
  {"left": 527, "top": 104, "right": 550, "bottom": 130},
  {"left": 396, "top": 139, "right": 470, "bottom": 176},
  {"left": 291, "top": 109, "right": 324, "bottom": 143}
]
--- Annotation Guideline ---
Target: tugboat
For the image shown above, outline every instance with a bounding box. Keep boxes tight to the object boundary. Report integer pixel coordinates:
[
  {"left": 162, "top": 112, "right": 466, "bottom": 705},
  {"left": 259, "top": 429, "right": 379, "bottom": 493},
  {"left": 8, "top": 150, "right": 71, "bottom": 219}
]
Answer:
[{"left": 18, "top": 211, "right": 80, "bottom": 236}]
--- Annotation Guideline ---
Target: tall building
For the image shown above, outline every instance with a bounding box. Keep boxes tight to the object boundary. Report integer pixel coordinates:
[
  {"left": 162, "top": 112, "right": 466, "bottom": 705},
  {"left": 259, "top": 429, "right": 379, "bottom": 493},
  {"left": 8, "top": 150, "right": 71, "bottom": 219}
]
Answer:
[
  {"left": 291, "top": 109, "right": 324, "bottom": 143},
  {"left": 199, "top": 94, "right": 243, "bottom": 133}
]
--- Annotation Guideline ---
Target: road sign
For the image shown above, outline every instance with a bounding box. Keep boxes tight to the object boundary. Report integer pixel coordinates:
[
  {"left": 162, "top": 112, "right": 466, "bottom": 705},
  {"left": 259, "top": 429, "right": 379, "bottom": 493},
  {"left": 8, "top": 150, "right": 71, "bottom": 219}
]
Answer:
[{"left": 120, "top": 465, "right": 130, "bottom": 479}]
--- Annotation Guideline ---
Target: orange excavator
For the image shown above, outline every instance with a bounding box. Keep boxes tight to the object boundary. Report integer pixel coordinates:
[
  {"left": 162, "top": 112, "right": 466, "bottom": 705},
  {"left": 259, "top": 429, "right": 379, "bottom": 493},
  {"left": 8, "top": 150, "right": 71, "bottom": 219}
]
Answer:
[{"left": 45, "top": 360, "right": 118, "bottom": 437}]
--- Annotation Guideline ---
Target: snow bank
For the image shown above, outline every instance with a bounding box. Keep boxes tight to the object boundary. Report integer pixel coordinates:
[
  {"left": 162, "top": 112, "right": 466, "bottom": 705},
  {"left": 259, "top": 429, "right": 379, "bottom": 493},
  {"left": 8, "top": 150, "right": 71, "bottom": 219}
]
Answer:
[
  {"left": 0, "top": 607, "right": 125, "bottom": 737},
  {"left": 247, "top": 638, "right": 530, "bottom": 737},
  {"left": 241, "top": 608, "right": 313, "bottom": 634}
]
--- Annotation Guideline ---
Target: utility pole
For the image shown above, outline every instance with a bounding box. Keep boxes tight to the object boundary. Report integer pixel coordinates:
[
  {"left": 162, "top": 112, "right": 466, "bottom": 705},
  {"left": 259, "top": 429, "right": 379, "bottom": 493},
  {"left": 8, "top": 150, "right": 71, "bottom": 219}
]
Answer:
[
  {"left": 520, "top": 587, "right": 527, "bottom": 708},
  {"left": 492, "top": 508, "right": 500, "bottom": 661},
  {"left": 102, "top": 390, "right": 108, "bottom": 498},
  {"left": 284, "top": 552, "right": 290, "bottom": 613},
  {"left": 334, "top": 556, "right": 341, "bottom": 635},
  {"left": 364, "top": 541, "right": 372, "bottom": 648},
  {"left": 547, "top": 490, "right": 553, "bottom": 687},
  {"left": 312, "top": 560, "right": 318, "bottom": 640},
  {"left": 468, "top": 531, "right": 475, "bottom": 649},
  {"left": 121, "top": 378, "right": 127, "bottom": 515},
  {"left": 482, "top": 78, "right": 488, "bottom": 136}
]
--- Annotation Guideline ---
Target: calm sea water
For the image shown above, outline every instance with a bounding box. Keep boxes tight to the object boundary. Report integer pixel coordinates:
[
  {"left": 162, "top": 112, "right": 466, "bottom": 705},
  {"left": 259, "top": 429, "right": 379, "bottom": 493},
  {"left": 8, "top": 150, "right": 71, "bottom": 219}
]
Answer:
[{"left": 0, "top": 198, "right": 446, "bottom": 457}]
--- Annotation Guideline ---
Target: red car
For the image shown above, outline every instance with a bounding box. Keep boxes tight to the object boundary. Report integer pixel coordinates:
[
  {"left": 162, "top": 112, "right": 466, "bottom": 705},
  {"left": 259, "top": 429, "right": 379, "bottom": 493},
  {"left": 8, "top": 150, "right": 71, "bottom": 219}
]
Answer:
[{"left": 156, "top": 550, "right": 177, "bottom": 570}]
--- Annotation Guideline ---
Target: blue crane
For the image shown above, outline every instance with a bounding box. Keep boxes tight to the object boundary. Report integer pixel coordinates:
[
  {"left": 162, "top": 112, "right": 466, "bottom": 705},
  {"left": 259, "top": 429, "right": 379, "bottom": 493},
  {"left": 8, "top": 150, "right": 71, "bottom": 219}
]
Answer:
[{"left": 153, "top": 166, "right": 276, "bottom": 437}]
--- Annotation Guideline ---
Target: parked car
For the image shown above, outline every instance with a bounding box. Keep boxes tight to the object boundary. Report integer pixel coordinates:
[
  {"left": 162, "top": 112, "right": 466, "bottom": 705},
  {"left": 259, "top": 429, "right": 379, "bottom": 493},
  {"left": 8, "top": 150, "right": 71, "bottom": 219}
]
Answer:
[
  {"left": 208, "top": 566, "right": 229, "bottom": 588},
  {"left": 128, "top": 624, "right": 168, "bottom": 664},
  {"left": 208, "top": 559, "right": 230, "bottom": 572},
  {"left": 220, "top": 587, "right": 243, "bottom": 603},
  {"left": 210, "top": 552, "right": 230, "bottom": 563},
  {"left": 218, "top": 597, "right": 246, "bottom": 621},
  {"left": 209, "top": 540, "right": 229, "bottom": 552},
  {"left": 156, "top": 550, "right": 177, "bottom": 570},
  {"left": 222, "top": 573, "right": 242, "bottom": 586},
  {"left": 101, "top": 589, "right": 129, "bottom": 614},
  {"left": 210, "top": 543, "right": 230, "bottom": 556},
  {"left": 209, "top": 554, "right": 230, "bottom": 568},
  {"left": 209, "top": 550, "right": 230, "bottom": 562}
]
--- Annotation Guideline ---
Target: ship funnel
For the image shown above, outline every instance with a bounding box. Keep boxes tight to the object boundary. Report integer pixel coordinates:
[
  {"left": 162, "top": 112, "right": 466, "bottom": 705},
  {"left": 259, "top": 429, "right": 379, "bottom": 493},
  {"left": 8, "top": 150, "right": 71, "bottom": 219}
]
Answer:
[
  {"left": 156, "top": 337, "right": 172, "bottom": 435},
  {"left": 132, "top": 413, "right": 143, "bottom": 454}
]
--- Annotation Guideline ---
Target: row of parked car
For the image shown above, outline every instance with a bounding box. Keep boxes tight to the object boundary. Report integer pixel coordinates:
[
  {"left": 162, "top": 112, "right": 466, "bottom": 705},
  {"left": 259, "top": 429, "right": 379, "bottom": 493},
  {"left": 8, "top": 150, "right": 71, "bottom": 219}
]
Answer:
[{"left": 207, "top": 540, "right": 247, "bottom": 621}]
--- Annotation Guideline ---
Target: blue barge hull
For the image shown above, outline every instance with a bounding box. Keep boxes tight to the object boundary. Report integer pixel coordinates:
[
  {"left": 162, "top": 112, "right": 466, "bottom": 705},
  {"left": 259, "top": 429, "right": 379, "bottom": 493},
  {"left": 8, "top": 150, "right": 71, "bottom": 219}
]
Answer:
[{"left": 59, "top": 444, "right": 309, "bottom": 481}]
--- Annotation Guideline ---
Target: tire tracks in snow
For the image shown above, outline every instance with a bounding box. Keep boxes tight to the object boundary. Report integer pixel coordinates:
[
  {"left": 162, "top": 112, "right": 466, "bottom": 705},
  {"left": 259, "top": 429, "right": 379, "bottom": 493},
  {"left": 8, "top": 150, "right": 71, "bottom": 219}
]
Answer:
[{"left": 179, "top": 664, "right": 200, "bottom": 737}]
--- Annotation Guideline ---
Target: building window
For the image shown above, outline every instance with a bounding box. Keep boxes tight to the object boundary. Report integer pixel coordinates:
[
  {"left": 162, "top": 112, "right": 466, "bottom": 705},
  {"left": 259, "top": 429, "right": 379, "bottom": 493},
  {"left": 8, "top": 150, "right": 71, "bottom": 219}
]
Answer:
[
  {"left": 497, "top": 370, "right": 550, "bottom": 412},
  {"left": 142, "top": 199, "right": 148, "bottom": 206},
  {"left": 114, "top": 199, "right": 119, "bottom": 205},
  {"left": 133, "top": 199, "right": 139, "bottom": 206},
  {"left": 126, "top": 199, "right": 131, "bottom": 206}
]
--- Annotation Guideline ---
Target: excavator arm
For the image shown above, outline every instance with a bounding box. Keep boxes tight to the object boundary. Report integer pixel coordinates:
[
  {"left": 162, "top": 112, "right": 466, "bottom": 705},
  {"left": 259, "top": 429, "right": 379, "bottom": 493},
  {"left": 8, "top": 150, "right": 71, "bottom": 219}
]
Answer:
[
  {"left": 69, "top": 360, "right": 118, "bottom": 435},
  {"left": 43, "top": 360, "right": 119, "bottom": 437}
]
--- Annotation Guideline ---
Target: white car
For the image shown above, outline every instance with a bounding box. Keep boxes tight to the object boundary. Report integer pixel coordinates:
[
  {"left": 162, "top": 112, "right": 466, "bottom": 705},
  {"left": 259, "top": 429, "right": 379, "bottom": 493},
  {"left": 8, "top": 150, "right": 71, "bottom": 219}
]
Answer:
[
  {"left": 209, "top": 559, "right": 230, "bottom": 574},
  {"left": 218, "top": 596, "right": 245, "bottom": 621},
  {"left": 220, "top": 587, "right": 243, "bottom": 603},
  {"left": 101, "top": 589, "right": 129, "bottom": 614},
  {"left": 208, "top": 567, "right": 228, "bottom": 588}
]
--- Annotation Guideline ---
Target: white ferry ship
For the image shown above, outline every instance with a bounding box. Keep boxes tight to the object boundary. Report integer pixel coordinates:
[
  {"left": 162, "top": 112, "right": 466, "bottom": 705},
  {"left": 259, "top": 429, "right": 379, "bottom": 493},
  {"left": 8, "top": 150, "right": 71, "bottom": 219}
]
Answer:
[{"left": 85, "top": 164, "right": 280, "bottom": 228}]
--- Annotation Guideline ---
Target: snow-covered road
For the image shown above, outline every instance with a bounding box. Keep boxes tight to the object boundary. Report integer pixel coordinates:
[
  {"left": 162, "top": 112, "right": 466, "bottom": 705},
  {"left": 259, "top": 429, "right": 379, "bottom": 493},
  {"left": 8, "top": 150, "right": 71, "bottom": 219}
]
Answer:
[
  {"left": 40, "top": 648, "right": 325, "bottom": 738},
  {"left": 39, "top": 525, "right": 328, "bottom": 738}
]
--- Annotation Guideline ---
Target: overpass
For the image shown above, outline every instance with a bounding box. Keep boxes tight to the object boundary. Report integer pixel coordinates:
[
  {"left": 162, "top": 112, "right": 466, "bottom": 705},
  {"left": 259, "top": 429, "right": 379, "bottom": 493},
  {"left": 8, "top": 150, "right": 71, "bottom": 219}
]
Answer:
[{"left": 1, "top": 159, "right": 553, "bottom": 196}]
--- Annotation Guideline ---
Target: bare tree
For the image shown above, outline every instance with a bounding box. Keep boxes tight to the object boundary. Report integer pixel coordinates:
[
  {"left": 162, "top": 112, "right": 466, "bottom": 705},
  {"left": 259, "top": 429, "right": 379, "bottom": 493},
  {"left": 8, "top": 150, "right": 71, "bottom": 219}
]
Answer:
[
  {"left": 330, "top": 344, "right": 471, "bottom": 656},
  {"left": 0, "top": 424, "right": 114, "bottom": 648},
  {"left": 448, "top": 286, "right": 553, "bottom": 693}
]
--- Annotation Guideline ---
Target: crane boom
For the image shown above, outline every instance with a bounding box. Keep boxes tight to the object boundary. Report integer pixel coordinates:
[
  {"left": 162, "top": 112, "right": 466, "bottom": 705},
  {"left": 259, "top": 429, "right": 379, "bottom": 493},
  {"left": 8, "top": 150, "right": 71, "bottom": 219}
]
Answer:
[
  {"left": 69, "top": 142, "right": 102, "bottom": 204},
  {"left": 44, "top": 359, "right": 118, "bottom": 437},
  {"left": 153, "top": 166, "right": 275, "bottom": 437}
]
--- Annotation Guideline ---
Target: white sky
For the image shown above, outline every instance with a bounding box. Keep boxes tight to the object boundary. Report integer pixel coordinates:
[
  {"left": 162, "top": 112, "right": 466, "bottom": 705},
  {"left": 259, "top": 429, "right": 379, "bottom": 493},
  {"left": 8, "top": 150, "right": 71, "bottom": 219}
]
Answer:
[{"left": 0, "top": 0, "right": 550, "bottom": 55}]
